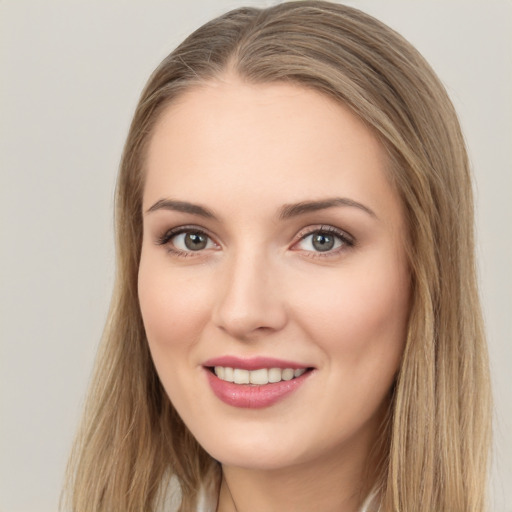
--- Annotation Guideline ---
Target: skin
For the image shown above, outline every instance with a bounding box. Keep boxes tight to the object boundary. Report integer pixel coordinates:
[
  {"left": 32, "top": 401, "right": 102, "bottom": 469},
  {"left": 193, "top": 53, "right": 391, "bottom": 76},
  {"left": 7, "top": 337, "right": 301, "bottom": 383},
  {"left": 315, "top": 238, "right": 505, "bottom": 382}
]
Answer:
[{"left": 138, "top": 76, "right": 410, "bottom": 512}]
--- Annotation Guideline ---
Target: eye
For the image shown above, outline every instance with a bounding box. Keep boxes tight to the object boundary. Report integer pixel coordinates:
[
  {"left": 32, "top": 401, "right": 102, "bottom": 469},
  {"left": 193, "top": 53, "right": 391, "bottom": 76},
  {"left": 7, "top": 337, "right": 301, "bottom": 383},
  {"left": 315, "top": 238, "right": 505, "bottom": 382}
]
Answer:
[
  {"left": 173, "top": 231, "right": 214, "bottom": 251},
  {"left": 294, "top": 227, "right": 353, "bottom": 254},
  {"left": 157, "top": 227, "right": 218, "bottom": 254}
]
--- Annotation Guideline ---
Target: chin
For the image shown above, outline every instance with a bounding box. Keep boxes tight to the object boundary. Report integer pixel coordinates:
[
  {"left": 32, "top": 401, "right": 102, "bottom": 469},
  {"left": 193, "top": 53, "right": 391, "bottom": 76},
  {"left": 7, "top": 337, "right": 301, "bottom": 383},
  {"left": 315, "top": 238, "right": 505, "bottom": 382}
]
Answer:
[{"left": 208, "top": 442, "right": 307, "bottom": 471}]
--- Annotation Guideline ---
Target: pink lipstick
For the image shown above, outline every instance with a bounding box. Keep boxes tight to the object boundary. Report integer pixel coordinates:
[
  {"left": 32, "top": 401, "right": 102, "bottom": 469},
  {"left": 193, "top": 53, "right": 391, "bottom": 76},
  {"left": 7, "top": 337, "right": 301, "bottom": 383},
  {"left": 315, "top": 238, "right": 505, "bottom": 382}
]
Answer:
[{"left": 203, "top": 356, "right": 313, "bottom": 409}]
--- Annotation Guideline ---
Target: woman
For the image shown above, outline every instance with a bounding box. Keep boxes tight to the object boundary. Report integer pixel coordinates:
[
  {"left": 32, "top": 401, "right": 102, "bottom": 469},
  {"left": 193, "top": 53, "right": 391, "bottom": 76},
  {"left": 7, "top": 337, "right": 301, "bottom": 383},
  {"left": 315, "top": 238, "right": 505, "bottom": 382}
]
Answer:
[{"left": 64, "top": 2, "right": 492, "bottom": 511}]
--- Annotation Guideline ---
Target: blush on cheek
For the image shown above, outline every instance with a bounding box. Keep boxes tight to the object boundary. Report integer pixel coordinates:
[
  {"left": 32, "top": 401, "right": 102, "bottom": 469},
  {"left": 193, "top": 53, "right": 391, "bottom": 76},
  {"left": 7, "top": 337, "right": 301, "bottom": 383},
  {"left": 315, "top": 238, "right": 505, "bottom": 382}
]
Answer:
[
  {"left": 141, "top": 295, "right": 191, "bottom": 349},
  {"left": 138, "top": 266, "right": 212, "bottom": 352},
  {"left": 294, "top": 268, "right": 408, "bottom": 367}
]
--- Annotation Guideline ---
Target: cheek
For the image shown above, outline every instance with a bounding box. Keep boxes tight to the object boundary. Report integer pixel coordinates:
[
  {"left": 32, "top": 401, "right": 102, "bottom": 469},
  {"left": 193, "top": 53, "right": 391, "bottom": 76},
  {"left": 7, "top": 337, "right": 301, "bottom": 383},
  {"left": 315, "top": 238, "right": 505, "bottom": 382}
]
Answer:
[
  {"left": 292, "top": 256, "right": 409, "bottom": 370},
  {"left": 137, "top": 256, "right": 211, "bottom": 353},
  {"left": 137, "top": 256, "right": 215, "bottom": 412}
]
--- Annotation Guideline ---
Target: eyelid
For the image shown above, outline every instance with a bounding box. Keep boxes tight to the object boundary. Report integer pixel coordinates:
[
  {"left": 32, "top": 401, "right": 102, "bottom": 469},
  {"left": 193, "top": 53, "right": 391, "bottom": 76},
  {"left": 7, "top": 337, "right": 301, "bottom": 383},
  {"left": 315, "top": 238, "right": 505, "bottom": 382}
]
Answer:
[
  {"left": 155, "top": 224, "right": 220, "bottom": 251},
  {"left": 295, "top": 224, "right": 353, "bottom": 240},
  {"left": 291, "top": 225, "right": 355, "bottom": 254},
  {"left": 155, "top": 223, "right": 354, "bottom": 257}
]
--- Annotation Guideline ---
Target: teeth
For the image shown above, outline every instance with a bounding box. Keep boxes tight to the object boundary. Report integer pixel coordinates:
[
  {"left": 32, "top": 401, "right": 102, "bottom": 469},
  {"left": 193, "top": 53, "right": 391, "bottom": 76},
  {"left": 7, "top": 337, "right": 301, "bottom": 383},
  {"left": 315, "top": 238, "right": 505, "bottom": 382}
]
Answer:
[
  {"left": 282, "top": 368, "right": 294, "bottom": 381},
  {"left": 233, "top": 368, "right": 249, "bottom": 384},
  {"left": 224, "top": 367, "right": 234, "bottom": 382},
  {"left": 249, "top": 368, "right": 268, "bottom": 385},
  {"left": 213, "top": 366, "right": 307, "bottom": 385},
  {"left": 268, "top": 367, "right": 282, "bottom": 383}
]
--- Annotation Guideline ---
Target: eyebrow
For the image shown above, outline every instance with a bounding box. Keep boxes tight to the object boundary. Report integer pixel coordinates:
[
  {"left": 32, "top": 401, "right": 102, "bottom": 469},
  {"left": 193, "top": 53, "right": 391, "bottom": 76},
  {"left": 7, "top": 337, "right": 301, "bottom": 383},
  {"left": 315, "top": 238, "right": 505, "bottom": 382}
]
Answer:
[
  {"left": 145, "top": 196, "right": 376, "bottom": 220},
  {"left": 146, "top": 199, "right": 216, "bottom": 218},
  {"left": 279, "top": 197, "right": 376, "bottom": 219}
]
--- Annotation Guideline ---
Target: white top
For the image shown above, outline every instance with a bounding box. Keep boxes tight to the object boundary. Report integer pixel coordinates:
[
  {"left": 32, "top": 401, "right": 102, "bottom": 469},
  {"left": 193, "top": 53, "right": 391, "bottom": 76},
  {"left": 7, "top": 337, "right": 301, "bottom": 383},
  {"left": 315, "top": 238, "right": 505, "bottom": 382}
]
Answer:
[
  {"left": 194, "top": 486, "right": 380, "bottom": 512},
  {"left": 359, "top": 488, "right": 380, "bottom": 512}
]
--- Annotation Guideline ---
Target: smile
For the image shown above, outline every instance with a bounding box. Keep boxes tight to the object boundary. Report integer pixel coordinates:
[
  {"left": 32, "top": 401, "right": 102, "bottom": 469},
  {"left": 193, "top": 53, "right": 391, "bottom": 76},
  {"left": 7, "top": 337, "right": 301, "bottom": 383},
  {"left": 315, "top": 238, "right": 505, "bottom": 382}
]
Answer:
[
  {"left": 203, "top": 357, "right": 314, "bottom": 408},
  {"left": 213, "top": 366, "right": 307, "bottom": 385}
]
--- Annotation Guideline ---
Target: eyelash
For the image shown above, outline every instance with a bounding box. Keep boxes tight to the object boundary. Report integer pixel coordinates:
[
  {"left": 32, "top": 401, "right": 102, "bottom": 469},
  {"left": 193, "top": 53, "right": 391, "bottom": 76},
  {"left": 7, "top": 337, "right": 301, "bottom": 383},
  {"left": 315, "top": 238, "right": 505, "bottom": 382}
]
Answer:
[
  {"left": 155, "top": 224, "right": 355, "bottom": 258},
  {"left": 156, "top": 225, "right": 218, "bottom": 257},
  {"left": 293, "top": 225, "right": 355, "bottom": 258}
]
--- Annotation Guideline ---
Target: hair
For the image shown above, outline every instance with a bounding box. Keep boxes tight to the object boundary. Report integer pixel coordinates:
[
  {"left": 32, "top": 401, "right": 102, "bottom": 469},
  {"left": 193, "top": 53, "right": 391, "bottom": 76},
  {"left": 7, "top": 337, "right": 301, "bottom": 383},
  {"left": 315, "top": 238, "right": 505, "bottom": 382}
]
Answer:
[{"left": 63, "top": 2, "right": 492, "bottom": 511}]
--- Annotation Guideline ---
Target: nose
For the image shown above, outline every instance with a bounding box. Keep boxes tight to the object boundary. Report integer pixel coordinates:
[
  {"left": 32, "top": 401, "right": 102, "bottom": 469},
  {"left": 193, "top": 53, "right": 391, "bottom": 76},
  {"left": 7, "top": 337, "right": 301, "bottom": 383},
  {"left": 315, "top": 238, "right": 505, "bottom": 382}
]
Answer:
[{"left": 212, "top": 251, "right": 288, "bottom": 341}]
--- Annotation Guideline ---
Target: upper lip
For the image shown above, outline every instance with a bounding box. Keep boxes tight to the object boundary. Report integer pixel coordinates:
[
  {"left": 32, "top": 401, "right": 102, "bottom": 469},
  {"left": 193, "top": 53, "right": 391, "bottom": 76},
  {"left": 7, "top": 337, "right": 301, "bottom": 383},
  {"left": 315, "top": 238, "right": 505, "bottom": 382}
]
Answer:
[{"left": 202, "top": 356, "right": 311, "bottom": 371}]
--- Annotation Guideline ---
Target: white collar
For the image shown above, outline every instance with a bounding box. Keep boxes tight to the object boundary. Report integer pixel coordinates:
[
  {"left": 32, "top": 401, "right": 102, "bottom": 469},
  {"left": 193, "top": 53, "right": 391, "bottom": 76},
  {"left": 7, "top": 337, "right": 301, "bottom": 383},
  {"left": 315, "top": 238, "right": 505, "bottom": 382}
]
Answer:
[
  {"left": 195, "top": 487, "right": 380, "bottom": 512},
  {"left": 359, "top": 487, "right": 380, "bottom": 512}
]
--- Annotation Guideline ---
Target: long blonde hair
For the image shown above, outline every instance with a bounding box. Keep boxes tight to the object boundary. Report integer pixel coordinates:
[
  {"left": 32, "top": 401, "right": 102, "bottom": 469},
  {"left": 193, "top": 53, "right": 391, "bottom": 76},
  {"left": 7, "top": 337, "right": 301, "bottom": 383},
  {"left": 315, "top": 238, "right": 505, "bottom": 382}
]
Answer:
[{"left": 64, "top": 2, "right": 491, "bottom": 511}]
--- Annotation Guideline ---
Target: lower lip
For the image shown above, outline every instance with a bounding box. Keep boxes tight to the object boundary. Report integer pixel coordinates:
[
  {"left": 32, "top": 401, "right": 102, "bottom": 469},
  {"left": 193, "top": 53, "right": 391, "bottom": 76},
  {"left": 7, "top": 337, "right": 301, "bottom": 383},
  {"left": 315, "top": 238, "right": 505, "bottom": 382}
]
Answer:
[{"left": 205, "top": 369, "right": 311, "bottom": 409}]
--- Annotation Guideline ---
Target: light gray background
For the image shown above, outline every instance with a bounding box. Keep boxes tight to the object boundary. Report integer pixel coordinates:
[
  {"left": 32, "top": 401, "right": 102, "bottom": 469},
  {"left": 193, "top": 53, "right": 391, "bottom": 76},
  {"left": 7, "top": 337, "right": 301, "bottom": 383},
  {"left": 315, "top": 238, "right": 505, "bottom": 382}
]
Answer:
[{"left": 1, "top": 1, "right": 510, "bottom": 511}]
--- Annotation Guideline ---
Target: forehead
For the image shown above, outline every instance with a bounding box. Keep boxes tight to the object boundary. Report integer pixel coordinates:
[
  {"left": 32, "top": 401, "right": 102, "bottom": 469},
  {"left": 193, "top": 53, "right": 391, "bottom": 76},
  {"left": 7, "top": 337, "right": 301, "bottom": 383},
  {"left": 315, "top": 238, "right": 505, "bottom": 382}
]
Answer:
[{"left": 143, "top": 77, "right": 401, "bottom": 226}]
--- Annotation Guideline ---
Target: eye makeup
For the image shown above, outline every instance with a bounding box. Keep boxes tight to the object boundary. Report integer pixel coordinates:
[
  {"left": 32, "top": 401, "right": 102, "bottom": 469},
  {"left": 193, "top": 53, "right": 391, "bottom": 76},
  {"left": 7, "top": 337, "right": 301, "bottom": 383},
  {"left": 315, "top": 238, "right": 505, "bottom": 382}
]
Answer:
[
  {"left": 154, "top": 222, "right": 356, "bottom": 260},
  {"left": 155, "top": 224, "right": 219, "bottom": 257}
]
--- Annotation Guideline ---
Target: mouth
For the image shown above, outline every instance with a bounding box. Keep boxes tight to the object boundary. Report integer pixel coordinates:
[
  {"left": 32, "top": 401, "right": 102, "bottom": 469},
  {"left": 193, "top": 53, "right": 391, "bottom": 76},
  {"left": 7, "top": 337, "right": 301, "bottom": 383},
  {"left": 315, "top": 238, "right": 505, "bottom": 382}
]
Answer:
[
  {"left": 207, "top": 366, "right": 311, "bottom": 385},
  {"left": 202, "top": 357, "right": 315, "bottom": 408}
]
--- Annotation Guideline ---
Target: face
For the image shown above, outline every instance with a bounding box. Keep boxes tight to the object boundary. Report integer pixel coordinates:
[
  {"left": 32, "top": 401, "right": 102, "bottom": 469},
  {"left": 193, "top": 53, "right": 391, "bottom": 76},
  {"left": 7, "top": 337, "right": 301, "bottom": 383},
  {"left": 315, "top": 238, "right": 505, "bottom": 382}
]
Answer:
[{"left": 138, "top": 77, "right": 410, "bottom": 473}]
